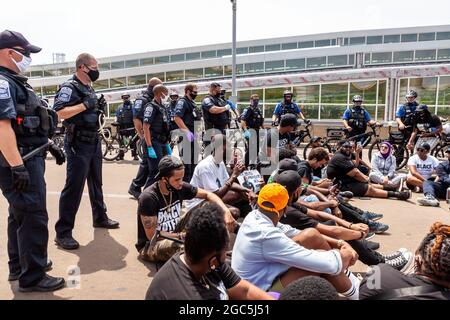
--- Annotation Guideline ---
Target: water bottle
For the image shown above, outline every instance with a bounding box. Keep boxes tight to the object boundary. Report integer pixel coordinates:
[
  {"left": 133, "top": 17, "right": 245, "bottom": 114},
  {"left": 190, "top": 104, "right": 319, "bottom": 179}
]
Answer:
[{"left": 446, "top": 187, "right": 450, "bottom": 205}]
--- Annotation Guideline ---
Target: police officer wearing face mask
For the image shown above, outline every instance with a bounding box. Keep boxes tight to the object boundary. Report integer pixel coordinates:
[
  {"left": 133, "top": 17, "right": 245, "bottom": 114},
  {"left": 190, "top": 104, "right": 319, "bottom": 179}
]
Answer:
[
  {"left": 143, "top": 84, "right": 172, "bottom": 189},
  {"left": 201, "top": 82, "right": 231, "bottom": 135},
  {"left": 396, "top": 90, "right": 419, "bottom": 141},
  {"left": 272, "top": 90, "right": 308, "bottom": 126},
  {"left": 0, "top": 30, "right": 65, "bottom": 292},
  {"left": 342, "top": 95, "right": 376, "bottom": 143},
  {"left": 240, "top": 94, "right": 264, "bottom": 167},
  {"left": 116, "top": 93, "right": 138, "bottom": 160},
  {"left": 128, "top": 77, "right": 162, "bottom": 200},
  {"left": 174, "top": 83, "right": 202, "bottom": 182},
  {"left": 53, "top": 53, "right": 119, "bottom": 251}
]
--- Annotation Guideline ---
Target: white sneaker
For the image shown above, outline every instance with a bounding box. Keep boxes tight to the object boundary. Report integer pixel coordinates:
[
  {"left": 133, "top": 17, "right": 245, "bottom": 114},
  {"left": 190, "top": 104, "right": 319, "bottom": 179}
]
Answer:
[{"left": 417, "top": 194, "right": 440, "bottom": 207}]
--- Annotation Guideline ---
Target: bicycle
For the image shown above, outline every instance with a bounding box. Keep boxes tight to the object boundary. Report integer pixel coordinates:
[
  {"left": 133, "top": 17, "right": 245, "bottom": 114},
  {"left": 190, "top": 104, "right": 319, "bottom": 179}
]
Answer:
[
  {"left": 368, "top": 125, "right": 410, "bottom": 170},
  {"left": 101, "top": 123, "right": 141, "bottom": 161}
]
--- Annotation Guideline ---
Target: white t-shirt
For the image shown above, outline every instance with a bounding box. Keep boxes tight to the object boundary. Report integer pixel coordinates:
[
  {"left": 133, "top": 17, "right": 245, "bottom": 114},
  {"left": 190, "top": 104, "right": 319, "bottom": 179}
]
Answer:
[
  {"left": 186, "top": 155, "right": 229, "bottom": 209},
  {"left": 407, "top": 154, "right": 439, "bottom": 180}
]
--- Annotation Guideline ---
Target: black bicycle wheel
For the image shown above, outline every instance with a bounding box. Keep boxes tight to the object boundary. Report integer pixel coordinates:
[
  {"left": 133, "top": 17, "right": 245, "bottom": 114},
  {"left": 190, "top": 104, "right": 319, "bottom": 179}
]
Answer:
[
  {"left": 368, "top": 140, "right": 381, "bottom": 162},
  {"left": 392, "top": 144, "right": 409, "bottom": 170},
  {"left": 101, "top": 136, "right": 121, "bottom": 161},
  {"left": 432, "top": 143, "right": 450, "bottom": 162},
  {"left": 303, "top": 141, "right": 331, "bottom": 160}
]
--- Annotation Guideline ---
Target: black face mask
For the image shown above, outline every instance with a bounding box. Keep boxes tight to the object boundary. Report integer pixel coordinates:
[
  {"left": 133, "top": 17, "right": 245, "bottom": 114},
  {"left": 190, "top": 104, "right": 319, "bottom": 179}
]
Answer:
[
  {"left": 85, "top": 67, "right": 100, "bottom": 82},
  {"left": 189, "top": 92, "right": 198, "bottom": 101},
  {"left": 251, "top": 100, "right": 259, "bottom": 108},
  {"left": 164, "top": 178, "right": 177, "bottom": 192},
  {"left": 215, "top": 91, "right": 222, "bottom": 98},
  {"left": 123, "top": 99, "right": 131, "bottom": 105}
]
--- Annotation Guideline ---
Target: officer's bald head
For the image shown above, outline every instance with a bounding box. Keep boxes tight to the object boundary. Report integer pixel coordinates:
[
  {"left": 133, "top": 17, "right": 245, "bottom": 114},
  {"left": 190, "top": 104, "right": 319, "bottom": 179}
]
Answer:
[{"left": 153, "top": 84, "right": 168, "bottom": 99}]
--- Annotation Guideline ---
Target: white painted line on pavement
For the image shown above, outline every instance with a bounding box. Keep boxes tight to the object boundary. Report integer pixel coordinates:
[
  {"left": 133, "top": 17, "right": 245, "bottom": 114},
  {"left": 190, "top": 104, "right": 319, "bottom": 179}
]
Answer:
[{"left": 47, "top": 191, "right": 132, "bottom": 199}]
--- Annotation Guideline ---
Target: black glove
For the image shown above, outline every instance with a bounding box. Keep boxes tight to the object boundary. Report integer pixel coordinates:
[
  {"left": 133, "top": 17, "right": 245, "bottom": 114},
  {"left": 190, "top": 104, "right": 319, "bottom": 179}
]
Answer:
[
  {"left": 11, "top": 165, "right": 30, "bottom": 191},
  {"left": 49, "top": 143, "right": 66, "bottom": 165},
  {"left": 271, "top": 121, "right": 278, "bottom": 127},
  {"left": 305, "top": 119, "right": 311, "bottom": 125},
  {"left": 97, "top": 94, "right": 107, "bottom": 112},
  {"left": 83, "top": 94, "right": 98, "bottom": 110}
]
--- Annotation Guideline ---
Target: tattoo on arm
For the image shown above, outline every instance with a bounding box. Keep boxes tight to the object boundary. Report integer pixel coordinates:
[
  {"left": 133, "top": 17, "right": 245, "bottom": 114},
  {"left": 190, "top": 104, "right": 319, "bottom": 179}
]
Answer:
[{"left": 141, "top": 216, "right": 157, "bottom": 229}]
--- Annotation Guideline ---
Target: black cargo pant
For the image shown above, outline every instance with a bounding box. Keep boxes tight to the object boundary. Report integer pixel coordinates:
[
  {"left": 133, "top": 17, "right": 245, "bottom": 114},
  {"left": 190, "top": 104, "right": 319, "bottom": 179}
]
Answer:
[
  {"left": 55, "top": 137, "right": 108, "bottom": 238},
  {"left": 0, "top": 155, "right": 48, "bottom": 288}
]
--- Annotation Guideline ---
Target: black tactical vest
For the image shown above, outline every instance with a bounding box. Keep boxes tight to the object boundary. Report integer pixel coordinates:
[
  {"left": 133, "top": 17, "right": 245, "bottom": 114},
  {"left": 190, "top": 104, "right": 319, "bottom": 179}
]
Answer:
[
  {"left": 280, "top": 102, "right": 298, "bottom": 116},
  {"left": 403, "top": 102, "right": 418, "bottom": 126},
  {"left": 0, "top": 70, "right": 53, "bottom": 147},
  {"left": 203, "top": 94, "right": 228, "bottom": 130},
  {"left": 62, "top": 79, "right": 99, "bottom": 131},
  {"left": 349, "top": 107, "right": 367, "bottom": 131},
  {"left": 117, "top": 103, "right": 134, "bottom": 125},
  {"left": 149, "top": 101, "right": 170, "bottom": 143},
  {"left": 246, "top": 106, "right": 264, "bottom": 129}
]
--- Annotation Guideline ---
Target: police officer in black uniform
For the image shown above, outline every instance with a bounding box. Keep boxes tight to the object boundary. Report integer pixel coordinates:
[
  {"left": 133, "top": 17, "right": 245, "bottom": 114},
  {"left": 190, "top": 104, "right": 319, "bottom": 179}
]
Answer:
[
  {"left": 342, "top": 95, "right": 377, "bottom": 143},
  {"left": 173, "top": 83, "right": 202, "bottom": 182},
  {"left": 143, "top": 84, "right": 172, "bottom": 189},
  {"left": 116, "top": 93, "right": 138, "bottom": 160},
  {"left": 128, "top": 77, "right": 162, "bottom": 200},
  {"left": 201, "top": 82, "right": 231, "bottom": 135},
  {"left": 167, "top": 91, "right": 179, "bottom": 132},
  {"left": 0, "top": 30, "right": 65, "bottom": 292},
  {"left": 240, "top": 93, "right": 264, "bottom": 167},
  {"left": 53, "top": 53, "right": 119, "bottom": 250}
]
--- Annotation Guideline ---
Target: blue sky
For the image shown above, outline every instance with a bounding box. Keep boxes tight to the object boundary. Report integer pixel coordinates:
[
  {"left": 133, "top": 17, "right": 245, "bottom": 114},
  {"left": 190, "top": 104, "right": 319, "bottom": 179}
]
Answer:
[{"left": 2, "top": 0, "right": 450, "bottom": 65}]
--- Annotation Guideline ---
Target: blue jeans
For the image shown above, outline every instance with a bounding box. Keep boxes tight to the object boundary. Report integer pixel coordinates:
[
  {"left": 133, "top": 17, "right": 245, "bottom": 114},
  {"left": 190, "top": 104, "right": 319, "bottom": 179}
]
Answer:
[{"left": 423, "top": 180, "right": 449, "bottom": 199}]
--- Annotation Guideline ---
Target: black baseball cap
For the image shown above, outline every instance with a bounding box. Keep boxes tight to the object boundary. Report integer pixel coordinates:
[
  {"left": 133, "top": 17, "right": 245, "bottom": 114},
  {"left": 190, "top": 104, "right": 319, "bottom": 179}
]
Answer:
[
  {"left": 278, "top": 158, "right": 298, "bottom": 172},
  {"left": 0, "top": 30, "right": 41, "bottom": 53},
  {"left": 154, "top": 156, "right": 185, "bottom": 180},
  {"left": 273, "top": 170, "right": 302, "bottom": 195},
  {"left": 418, "top": 142, "right": 431, "bottom": 151}
]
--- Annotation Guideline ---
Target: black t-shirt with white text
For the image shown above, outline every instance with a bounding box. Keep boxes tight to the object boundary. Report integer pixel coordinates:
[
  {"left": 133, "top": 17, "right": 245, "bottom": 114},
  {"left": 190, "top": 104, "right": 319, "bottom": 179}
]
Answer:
[
  {"left": 136, "top": 182, "right": 198, "bottom": 250},
  {"left": 266, "top": 128, "right": 292, "bottom": 150},
  {"left": 146, "top": 252, "right": 241, "bottom": 300}
]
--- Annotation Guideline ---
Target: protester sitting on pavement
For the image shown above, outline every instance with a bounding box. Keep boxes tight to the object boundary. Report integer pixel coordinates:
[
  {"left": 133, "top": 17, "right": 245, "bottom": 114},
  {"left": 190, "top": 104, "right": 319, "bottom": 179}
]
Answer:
[
  {"left": 417, "top": 147, "right": 450, "bottom": 207},
  {"left": 350, "top": 141, "right": 371, "bottom": 176},
  {"left": 369, "top": 141, "right": 407, "bottom": 189},
  {"left": 359, "top": 222, "right": 450, "bottom": 300},
  {"left": 407, "top": 104, "right": 442, "bottom": 152},
  {"left": 146, "top": 202, "right": 274, "bottom": 300},
  {"left": 185, "top": 134, "right": 257, "bottom": 217},
  {"left": 279, "top": 276, "right": 339, "bottom": 300},
  {"left": 262, "top": 113, "right": 298, "bottom": 159},
  {"left": 274, "top": 171, "right": 413, "bottom": 271},
  {"left": 136, "top": 156, "right": 236, "bottom": 263},
  {"left": 231, "top": 183, "right": 362, "bottom": 300},
  {"left": 297, "top": 147, "right": 333, "bottom": 194},
  {"left": 406, "top": 142, "right": 439, "bottom": 192},
  {"left": 327, "top": 141, "right": 411, "bottom": 200}
]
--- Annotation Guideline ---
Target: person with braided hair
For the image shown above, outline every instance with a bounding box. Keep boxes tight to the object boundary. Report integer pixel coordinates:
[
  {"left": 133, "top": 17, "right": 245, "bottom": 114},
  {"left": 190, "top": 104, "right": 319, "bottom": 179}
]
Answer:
[{"left": 359, "top": 222, "right": 450, "bottom": 300}]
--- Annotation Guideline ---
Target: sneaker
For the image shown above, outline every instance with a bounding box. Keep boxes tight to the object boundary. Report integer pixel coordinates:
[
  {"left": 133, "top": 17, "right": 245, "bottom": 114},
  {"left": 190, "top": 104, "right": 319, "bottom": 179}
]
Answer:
[
  {"left": 365, "top": 240, "right": 380, "bottom": 251},
  {"left": 368, "top": 221, "right": 389, "bottom": 234},
  {"left": 365, "top": 232, "right": 375, "bottom": 240},
  {"left": 397, "top": 190, "right": 411, "bottom": 201},
  {"left": 382, "top": 248, "right": 408, "bottom": 261},
  {"left": 128, "top": 186, "right": 141, "bottom": 200},
  {"left": 338, "top": 191, "right": 354, "bottom": 199},
  {"left": 417, "top": 194, "right": 440, "bottom": 207},
  {"left": 385, "top": 251, "right": 414, "bottom": 273},
  {"left": 361, "top": 211, "right": 384, "bottom": 221}
]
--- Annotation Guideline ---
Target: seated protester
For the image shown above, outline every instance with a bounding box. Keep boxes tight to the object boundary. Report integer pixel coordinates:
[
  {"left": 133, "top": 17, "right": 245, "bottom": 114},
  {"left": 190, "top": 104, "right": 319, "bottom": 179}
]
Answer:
[
  {"left": 261, "top": 113, "right": 298, "bottom": 160},
  {"left": 186, "top": 134, "right": 257, "bottom": 217},
  {"left": 280, "top": 276, "right": 339, "bottom": 300},
  {"left": 274, "top": 171, "right": 412, "bottom": 270},
  {"left": 146, "top": 203, "right": 274, "bottom": 300},
  {"left": 136, "top": 156, "right": 236, "bottom": 263},
  {"left": 327, "top": 141, "right": 411, "bottom": 200},
  {"left": 417, "top": 147, "right": 450, "bottom": 207},
  {"left": 369, "top": 141, "right": 407, "bottom": 189},
  {"left": 267, "top": 157, "right": 299, "bottom": 184},
  {"left": 297, "top": 147, "right": 332, "bottom": 194},
  {"left": 231, "top": 183, "right": 362, "bottom": 300},
  {"left": 406, "top": 142, "right": 439, "bottom": 192},
  {"left": 360, "top": 222, "right": 450, "bottom": 300},
  {"left": 407, "top": 104, "right": 443, "bottom": 152},
  {"left": 308, "top": 136, "right": 328, "bottom": 179},
  {"left": 350, "top": 141, "right": 371, "bottom": 176}
]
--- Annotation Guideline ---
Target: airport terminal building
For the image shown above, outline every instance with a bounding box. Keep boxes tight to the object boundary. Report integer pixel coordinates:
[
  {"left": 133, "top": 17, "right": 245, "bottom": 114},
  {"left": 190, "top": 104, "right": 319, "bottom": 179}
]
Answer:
[{"left": 28, "top": 25, "right": 450, "bottom": 122}]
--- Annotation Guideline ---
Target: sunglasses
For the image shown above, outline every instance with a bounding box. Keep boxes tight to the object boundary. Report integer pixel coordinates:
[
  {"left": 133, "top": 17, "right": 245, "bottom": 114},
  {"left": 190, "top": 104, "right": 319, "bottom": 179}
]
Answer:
[{"left": 12, "top": 47, "right": 31, "bottom": 58}]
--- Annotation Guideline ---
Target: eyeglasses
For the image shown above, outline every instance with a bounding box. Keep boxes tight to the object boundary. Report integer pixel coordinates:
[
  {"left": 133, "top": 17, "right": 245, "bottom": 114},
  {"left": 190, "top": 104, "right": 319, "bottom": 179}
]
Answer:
[{"left": 11, "top": 47, "right": 31, "bottom": 58}]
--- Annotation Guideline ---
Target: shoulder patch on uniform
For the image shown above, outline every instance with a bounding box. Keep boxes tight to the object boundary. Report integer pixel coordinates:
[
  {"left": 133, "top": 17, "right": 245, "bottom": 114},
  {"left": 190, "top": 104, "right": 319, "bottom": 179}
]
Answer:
[
  {"left": 204, "top": 97, "right": 212, "bottom": 105},
  {"left": 144, "top": 105, "right": 154, "bottom": 118},
  {"left": 134, "top": 100, "right": 143, "bottom": 110},
  {"left": 57, "top": 87, "right": 73, "bottom": 103},
  {"left": 0, "top": 80, "right": 11, "bottom": 100}
]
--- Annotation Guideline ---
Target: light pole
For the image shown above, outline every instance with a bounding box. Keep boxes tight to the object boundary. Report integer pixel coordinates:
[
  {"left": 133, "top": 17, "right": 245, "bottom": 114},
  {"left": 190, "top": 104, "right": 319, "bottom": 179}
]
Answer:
[{"left": 231, "top": 0, "right": 237, "bottom": 104}]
